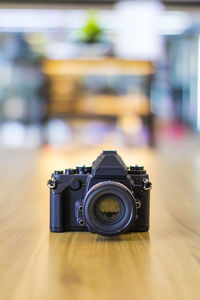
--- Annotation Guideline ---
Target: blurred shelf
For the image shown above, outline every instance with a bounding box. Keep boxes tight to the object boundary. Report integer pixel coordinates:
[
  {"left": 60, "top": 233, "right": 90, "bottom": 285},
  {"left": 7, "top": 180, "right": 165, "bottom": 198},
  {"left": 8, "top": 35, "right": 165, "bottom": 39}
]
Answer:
[
  {"left": 43, "top": 58, "right": 154, "bottom": 76},
  {"left": 43, "top": 57, "right": 155, "bottom": 146},
  {"left": 48, "top": 95, "right": 151, "bottom": 117}
]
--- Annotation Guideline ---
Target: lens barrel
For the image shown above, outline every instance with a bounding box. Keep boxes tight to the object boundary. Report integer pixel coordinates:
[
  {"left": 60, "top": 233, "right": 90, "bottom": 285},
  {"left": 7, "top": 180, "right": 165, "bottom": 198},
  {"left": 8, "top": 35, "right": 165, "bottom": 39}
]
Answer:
[{"left": 83, "top": 181, "right": 136, "bottom": 236}]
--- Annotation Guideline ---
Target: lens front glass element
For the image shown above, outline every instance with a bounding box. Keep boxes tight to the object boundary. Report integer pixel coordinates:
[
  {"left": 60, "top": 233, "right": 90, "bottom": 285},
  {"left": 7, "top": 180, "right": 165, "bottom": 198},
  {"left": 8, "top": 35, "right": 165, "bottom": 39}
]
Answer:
[
  {"left": 99, "top": 196, "right": 120, "bottom": 219},
  {"left": 96, "top": 195, "right": 124, "bottom": 224}
]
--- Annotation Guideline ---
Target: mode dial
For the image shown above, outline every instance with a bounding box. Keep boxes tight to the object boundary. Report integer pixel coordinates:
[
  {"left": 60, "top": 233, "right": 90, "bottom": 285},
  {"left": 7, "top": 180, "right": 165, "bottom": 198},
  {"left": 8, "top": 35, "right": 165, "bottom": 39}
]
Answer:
[
  {"left": 76, "top": 166, "right": 91, "bottom": 174},
  {"left": 129, "top": 165, "right": 146, "bottom": 175},
  {"left": 65, "top": 169, "right": 76, "bottom": 175},
  {"left": 54, "top": 170, "right": 63, "bottom": 175}
]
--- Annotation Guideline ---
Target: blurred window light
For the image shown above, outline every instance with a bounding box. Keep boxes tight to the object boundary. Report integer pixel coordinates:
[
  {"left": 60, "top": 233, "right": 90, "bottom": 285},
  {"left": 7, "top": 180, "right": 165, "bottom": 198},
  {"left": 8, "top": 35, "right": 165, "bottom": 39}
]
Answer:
[
  {"left": 0, "top": 10, "right": 61, "bottom": 31},
  {"left": 0, "top": 8, "right": 192, "bottom": 37},
  {"left": 114, "top": 0, "right": 164, "bottom": 60},
  {"left": 0, "top": 9, "right": 115, "bottom": 32},
  {"left": 1, "top": 122, "right": 26, "bottom": 148},
  {"left": 158, "top": 11, "right": 191, "bottom": 35},
  {"left": 0, "top": 122, "right": 43, "bottom": 148},
  {"left": 0, "top": 9, "right": 87, "bottom": 31},
  {"left": 45, "top": 119, "right": 72, "bottom": 147}
]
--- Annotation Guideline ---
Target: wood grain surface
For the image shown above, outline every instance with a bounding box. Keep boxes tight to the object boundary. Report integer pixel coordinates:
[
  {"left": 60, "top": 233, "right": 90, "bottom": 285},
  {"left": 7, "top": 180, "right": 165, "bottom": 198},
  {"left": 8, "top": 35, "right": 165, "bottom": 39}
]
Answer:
[{"left": 0, "top": 142, "right": 200, "bottom": 300}]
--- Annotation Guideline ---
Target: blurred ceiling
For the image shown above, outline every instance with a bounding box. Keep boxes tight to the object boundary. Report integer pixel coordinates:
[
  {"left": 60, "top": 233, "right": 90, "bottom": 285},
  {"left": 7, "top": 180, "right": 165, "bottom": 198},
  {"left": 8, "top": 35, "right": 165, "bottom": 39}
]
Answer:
[{"left": 0, "top": 0, "right": 200, "bottom": 4}]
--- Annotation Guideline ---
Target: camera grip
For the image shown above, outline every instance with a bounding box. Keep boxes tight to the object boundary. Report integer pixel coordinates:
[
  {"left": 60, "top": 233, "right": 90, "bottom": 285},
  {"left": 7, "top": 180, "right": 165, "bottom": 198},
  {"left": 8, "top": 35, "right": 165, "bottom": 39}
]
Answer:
[{"left": 50, "top": 192, "right": 64, "bottom": 232}]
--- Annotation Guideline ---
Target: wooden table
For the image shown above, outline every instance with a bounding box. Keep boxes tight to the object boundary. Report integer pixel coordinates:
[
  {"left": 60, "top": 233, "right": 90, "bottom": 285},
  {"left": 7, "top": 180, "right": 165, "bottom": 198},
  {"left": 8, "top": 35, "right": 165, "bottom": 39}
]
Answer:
[{"left": 0, "top": 142, "right": 200, "bottom": 300}]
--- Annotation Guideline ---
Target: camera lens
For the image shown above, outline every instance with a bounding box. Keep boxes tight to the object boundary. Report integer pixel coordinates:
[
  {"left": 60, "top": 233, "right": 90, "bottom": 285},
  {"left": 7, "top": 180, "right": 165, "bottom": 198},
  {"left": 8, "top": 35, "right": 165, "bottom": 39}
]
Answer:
[
  {"left": 95, "top": 195, "right": 124, "bottom": 224},
  {"left": 83, "top": 181, "right": 136, "bottom": 236}
]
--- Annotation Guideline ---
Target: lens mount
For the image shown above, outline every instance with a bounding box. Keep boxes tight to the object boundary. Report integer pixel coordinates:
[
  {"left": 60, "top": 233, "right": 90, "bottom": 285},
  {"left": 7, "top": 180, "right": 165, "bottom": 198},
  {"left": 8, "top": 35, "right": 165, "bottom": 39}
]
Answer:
[{"left": 83, "top": 181, "right": 136, "bottom": 236}]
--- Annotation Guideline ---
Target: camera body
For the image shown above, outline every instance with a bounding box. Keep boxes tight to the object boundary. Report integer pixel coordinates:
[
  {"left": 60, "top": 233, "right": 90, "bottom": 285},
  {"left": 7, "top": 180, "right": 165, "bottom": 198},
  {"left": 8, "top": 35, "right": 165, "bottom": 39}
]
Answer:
[{"left": 48, "top": 151, "right": 152, "bottom": 236}]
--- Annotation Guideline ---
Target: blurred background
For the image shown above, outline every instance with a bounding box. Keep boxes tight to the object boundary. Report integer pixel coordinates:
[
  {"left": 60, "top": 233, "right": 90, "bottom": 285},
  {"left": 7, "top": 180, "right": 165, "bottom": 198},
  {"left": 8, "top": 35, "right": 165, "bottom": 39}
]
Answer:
[{"left": 0, "top": 0, "right": 200, "bottom": 151}]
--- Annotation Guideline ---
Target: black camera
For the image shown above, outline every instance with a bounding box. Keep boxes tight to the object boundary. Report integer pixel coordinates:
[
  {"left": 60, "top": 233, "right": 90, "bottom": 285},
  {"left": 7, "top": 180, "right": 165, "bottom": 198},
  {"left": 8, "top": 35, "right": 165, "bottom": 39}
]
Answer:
[{"left": 47, "top": 151, "right": 152, "bottom": 236}]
